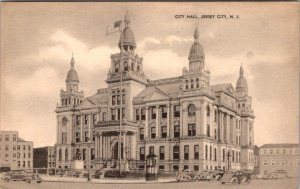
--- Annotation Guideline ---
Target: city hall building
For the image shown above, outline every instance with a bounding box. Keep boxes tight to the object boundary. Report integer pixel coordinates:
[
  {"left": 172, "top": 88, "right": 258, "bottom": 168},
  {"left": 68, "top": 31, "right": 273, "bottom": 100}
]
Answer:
[{"left": 55, "top": 13, "right": 255, "bottom": 172}]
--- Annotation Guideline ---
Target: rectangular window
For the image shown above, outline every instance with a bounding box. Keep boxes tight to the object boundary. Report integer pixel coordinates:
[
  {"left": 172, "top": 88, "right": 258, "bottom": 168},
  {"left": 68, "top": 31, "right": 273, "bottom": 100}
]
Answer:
[
  {"left": 117, "top": 95, "right": 120, "bottom": 105},
  {"left": 205, "top": 145, "right": 208, "bottom": 160},
  {"left": 214, "top": 148, "right": 217, "bottom": 161},
  {"left": 84, "top": 114, "right": 88, "bottom": 125},
  {"left": 173, "top": 146, "right": 180, "bottom": 159},
  {"left": 5, "top": 134, "right": 9, "bottom": 141},
  {"left": 159, "top": 146, "right": 165, "bottom": 160},
  {"left": 159, "top": 165, "right": 164, "bottom": 170},
  {"left": 76, "top": 115, "right": 81, "bottom": 125},
  {"left": 141, "top": 109, "right": 146, "bottom": 120},
  {"left": 122, "top": 108, "right": 125, "bottom": 119},
  {"left": 62, "top": 133, "right": 67, "bottom": 144},
  {"left": 13, "top": 134, "right": 17, "bottom": 142},
  {"left": 174, "top": 125, "right": 180, "bottom": 138},
  {"left": 75, "top": 132, "right": 80, "bottom": 143},
  {"left": 161, "top": 126, "right": 167, "bottom": 138},
  {"left": 112, "top": 96, "right": 116, "bottom": 106},
  {"left": 93, "top": 114, "right": 97, "bottom": 125},
  {"left": 194, "top": 165, "right": 199, "bottom": 171},
  {"left": 115, "top": 63, "right": 119, "bottom": 73},
  {"left": 136, "top": 109, "right": 140, "bottom": 120},
  {"left": 18, "top": 161, "right": 20, "bottom": 167},
  {"left": 161, "top": 106, "right": 167, "bottom": 118},
  {"left": 23, "top": 153, "right": 25, "bottom": 158},
  {"left": 188, "top": 124, "right": 196, "bottom": 136},
  {"left": 140, "top": 128, "right": 144, "bottom": 140},
  {"left": 140, "top": 147, "right": 145, "bottom": 160},
  {"left": 91, "top": 148, "right": 95, "bottom": 160},
  {"left": 207, "top": 124, "right": 210, "bottom": 137},
  {"left": 174, "top": 105, "right": 180, "bottom": 117},
  {"left": 83, "top": 149, "right": 86, "bottom": 161},
  {"left": 84, "top": 132, "right": 89, "bottom": 142},
  {"left": 184, "top": 165, "right": 189, "bottom": 170},
  {"left": 151, "top": 127, "right": 156, "bottom": 139},
  {"left": 223, "top": 149, "right": 225, "bottom": 161},
  {"left": 111, "top": 109, "right": 116, "bottom": 120},
  {"left": 28, "top": 161, "right": 31, "bottom": 168},
  {"left": 23, "top": 145, "right": 26, "bottom": 150},
  {"left": 173, "top": 165, "right": 179, "bottom": 171},
  {"left": 151, "top": 107, "right": 156, "bottom": 119},
  {"left": 23, "top": 161, "right": 25, "bottom": 167},
  {"left": 271, "top": 160, "right": 276, "bottom": 166},
  {"left": 5, "top": 145, "right": 9, "bottom": 151},
  {"left": 28, "top": 153, "right": 31, "bottom": 159},
  {"left": 149, "top": 146, "right": 154, "bottom": 155},
  {"left": 28, "top": 145, "right": 31, "bottom": 151},
  {"left": 210, "top": 146, "right": 212, "bottom": 160},
  {"left": 184, "top": 145, "right": 189, "bottom": 160},
  {"left": 122, "top": 94, "right": 125, "bottom": 105},
  {"left": 194, "top": 145, "right": 199, "bottom": 159}
]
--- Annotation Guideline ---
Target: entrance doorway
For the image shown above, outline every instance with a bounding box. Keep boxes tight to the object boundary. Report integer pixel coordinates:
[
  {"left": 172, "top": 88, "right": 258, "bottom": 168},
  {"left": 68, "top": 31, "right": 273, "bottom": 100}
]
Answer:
[{"left": 112, "top": 142, "right": 123, "bottom": 159}]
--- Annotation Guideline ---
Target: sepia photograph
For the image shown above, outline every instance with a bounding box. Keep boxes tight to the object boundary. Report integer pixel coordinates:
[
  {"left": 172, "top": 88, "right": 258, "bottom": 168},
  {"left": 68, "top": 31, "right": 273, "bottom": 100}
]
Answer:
[{"left": 0, "top": 2, "right": 299, "bottom": 189}]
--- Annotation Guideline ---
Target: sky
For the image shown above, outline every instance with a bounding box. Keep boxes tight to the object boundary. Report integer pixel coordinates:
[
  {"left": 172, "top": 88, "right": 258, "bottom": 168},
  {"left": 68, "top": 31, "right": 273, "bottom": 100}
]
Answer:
[{"left": 0, "top": 2, "right": 299, "bottom": 148}]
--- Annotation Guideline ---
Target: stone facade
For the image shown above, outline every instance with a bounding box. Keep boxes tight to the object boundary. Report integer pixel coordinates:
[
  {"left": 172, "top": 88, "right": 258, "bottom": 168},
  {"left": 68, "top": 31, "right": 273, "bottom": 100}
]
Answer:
[
  {"left": 55, "top": 12, "right": 255, "bottom": 172},
  {"left": 0, "top": 131, "right": 33, "bottom": 171}
]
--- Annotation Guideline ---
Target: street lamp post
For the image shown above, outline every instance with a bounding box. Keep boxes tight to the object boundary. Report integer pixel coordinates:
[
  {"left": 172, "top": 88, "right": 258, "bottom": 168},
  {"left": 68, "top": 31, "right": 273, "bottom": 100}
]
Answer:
[{"left": 227, "top": 150, "right": 231, "bottom": 170}]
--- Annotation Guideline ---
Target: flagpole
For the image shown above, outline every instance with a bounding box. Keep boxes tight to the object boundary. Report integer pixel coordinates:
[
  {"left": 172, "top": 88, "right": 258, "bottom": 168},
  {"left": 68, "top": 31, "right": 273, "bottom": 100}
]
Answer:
[{"left": 119, "top": 20, "right": 123, "bottom": 174}]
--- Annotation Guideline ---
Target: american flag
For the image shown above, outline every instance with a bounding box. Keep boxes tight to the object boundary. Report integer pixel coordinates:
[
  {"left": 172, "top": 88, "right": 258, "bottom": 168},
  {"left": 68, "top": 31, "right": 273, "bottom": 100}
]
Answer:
[{"left": 106, "top": 20, "right": 122, "bottom": 35}]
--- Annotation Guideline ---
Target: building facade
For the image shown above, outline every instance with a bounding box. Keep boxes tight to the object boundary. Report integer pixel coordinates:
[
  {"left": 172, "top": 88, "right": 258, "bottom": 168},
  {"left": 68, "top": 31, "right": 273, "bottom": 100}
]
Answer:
[
  {"left": 257, "top": 144, "right": 299, "bottom": 177},
  {"left": 55, "top": 12, "right": 255, "bottom": 172},
  {"left": 33, "top": 146, "right": 56, "bottom": 170},
  {"left": 0, "top": 131, "right": 33, "bottom": 171}
]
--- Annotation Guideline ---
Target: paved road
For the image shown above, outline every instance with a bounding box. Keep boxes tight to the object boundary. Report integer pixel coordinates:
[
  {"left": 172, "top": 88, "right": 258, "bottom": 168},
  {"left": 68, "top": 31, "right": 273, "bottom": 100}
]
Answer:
[{"left": 0, "top": 178, "right": 298, "bottom": 189}]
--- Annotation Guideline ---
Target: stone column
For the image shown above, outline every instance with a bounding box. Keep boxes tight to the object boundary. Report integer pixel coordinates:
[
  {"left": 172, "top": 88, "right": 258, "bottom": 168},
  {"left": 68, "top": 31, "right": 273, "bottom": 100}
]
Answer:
[
  {"left": 156, "top": 105, "right": 159, "bottom": 138},
  {"left": 145, "top": 106, "right": 149, "bottom": 138},
  {"left": 80, "top": 114, "right": 83, "bottom": 142},
  {"left": 99, "top": 134, "right": 103, "bottom": 159},
  {"left": 88, "top": 113, "right": 92, "bottom": 141},
  {"left": 196, "top": 105, "right": 201, "bottom": 136}
]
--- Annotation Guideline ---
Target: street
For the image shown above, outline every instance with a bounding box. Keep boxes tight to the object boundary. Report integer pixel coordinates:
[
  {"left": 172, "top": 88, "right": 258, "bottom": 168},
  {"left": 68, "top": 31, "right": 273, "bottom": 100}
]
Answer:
[{"left": 0, "top": 178, "right": 298, "bottom": 189}]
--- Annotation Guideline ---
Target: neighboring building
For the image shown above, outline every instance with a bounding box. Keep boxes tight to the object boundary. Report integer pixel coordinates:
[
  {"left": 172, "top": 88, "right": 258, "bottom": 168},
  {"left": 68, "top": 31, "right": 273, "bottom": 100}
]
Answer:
[
  {"left": 55, "top": 12, "right": 255, "bottom": 172},
  {"left": 33, "top": 146, "right": 56, "bottom": 169},
  {"left": 0, "top": 131, "right": 33, "bottom": 171},
  {"left": 253, "top": 145, "right": 260, "bottom": 175},
  {"left": 257, "top": 143, "right": 299, "bottom": 177}
]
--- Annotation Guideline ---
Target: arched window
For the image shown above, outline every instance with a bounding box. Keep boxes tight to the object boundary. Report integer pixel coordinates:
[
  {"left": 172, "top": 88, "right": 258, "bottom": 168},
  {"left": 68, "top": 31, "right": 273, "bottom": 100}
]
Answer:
[
  {"left": 196, "top": 78, "right": 199, "bottom": 88},
  {"left": 65, "top": 148, "right": 68, "bottom": 161},
  {"left": 190, "top": 79, "right": 194, "bottom": 89},
  {"left": 124, "top": 61, "right": 128, "bottom": 71},
  {"left": 185, "top": 80, "right": 189, "bottom": 89},
  {"left": 62, "top": 117, "right": 68, "bottom": 127},
  {"left": 59, "top": 149, "right": 62, "bottom": 161},
  {"left": 188, "top": 104, "right": 196, "bottom": 117}
]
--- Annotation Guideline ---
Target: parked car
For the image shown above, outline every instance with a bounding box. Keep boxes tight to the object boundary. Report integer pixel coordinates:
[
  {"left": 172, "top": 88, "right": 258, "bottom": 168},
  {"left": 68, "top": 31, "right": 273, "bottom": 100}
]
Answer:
[
  {"left": 0, "top": 167, "right": 11, "bottom": 173},
  {"left": 211, "top": 169, "right": 225, "bottom": 180},
  {"left": 93, "top": 170, "right": 103, "bottom": 179},
  {"left": 176, "top": 170, "right": 195, "bottom": 181},
  {"left": 194, "top": 170, "right": 214, "bottom": 181},
  {"left": 220, "top": 170, "right": 251, "bottom": 184},
  {"left": 263, "top": 170, "right": 288, "bottom": 179},
  {"left": 1, "top": 171, "right": 36, "bottom": 183},
  {"left": 30, "top": 173, "right": 42, "bottom": 183}
]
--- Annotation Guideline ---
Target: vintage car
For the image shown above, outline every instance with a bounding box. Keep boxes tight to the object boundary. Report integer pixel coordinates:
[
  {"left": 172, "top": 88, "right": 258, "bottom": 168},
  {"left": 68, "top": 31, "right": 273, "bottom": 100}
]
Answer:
[
  {"left": 263, "top": 170, "right": 288, "bottom": 179},
  {"left": 176, "top": 170, "right": 195, "bottom": 181},
  {"left": 212, "top": 169, "right": 225, "bottom": 180},
  {"left": 1, "top": 171, "right": 42, "bottom": 183},
  {"left": 220, "top": 170, "right": 251, "bottom": 184},
  {"left": 194, "top": 170, "right": 214, "bottom": 181}
]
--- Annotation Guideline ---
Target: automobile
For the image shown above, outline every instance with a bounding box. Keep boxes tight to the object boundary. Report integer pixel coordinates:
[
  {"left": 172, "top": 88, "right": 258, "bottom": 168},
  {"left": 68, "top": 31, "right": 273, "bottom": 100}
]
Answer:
[
  {"left": 263, "top": 170, "right": 288, "bottom": 179},
  {"left": 30, "top": 173, "right": 42, "bottom": 183},
  {"left": 194, "top": 170, "right": 214, "bottom": 181},
  {"left": 93, "top": 170, "right": 103, "bottom": 179},
  {"left": 176, "top": 170, "right": 195, "bottom": 181},
  {"left": 242, "top": 169, "right": 254, "bottom": 179},
  {"left": 1, "top": 171, "right": 33, "bottom": 183},
  {"left": 56, "top": 169, "right": 68, "bottom": 177},
  {"left": 0, "top": 167, "right": 11, "bottom": 173},
  {"left": 211, "top": 169, "right": 225, "bottom": 180},
  {"left": 220, "top": 170, "right": 251, "bottom": 184}
]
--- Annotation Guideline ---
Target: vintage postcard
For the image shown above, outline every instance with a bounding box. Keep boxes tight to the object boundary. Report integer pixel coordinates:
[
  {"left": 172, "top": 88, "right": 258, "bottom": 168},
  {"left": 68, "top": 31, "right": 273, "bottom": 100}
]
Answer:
[{"left": 0, "top": 2, "right": 299, "bottom": 189}]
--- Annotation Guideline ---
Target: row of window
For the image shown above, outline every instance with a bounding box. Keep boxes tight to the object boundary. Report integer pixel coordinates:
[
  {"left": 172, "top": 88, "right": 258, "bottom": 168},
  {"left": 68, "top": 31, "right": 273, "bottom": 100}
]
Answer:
[
  {"left": 139, "top": 124, "right": 216, "bottom": 139},
  {"left": 114, "top": 61, "right": 140, "bottom": 74},
  {"left": 1, "top": 145, "right": 31, "bottom": 151},
  {"left": 263, "top": 148, "right": 299, "bottom": 154},
  {"left": 263, "top": 159, "right": 299, "bottom": 166},
  {"left": 17, "top": 161, "right": 31, "bottom": 168},
  {"left": 0, "top": 134, "right": 17, "bottom": 142},
  {"left": 58, "top": 148, "right": 95, "bottom": 161},
  {"left": 74, "top": 114, "right": 98, "bottom": 126},
  {"left": 61, "top": 97, "right": 82, "bottom": 106},
  {"left": 139, "top": 145, "right": 239, "bottom": 162}
]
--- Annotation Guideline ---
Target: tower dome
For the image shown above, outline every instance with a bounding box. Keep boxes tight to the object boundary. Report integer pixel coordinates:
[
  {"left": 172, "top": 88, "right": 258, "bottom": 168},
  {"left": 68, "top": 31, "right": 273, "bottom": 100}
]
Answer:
[
  {"left": 118, "top": 11, "right": 136, "bottom": 51},
  {"left": 66, "top": 56, "right": 79, "bottom": 83},
  {"left": 188, "top": 26, "right": 205, "bottom": 62},
  {"left": 236, "top": 64, "right": 248, "bottom": 94}
]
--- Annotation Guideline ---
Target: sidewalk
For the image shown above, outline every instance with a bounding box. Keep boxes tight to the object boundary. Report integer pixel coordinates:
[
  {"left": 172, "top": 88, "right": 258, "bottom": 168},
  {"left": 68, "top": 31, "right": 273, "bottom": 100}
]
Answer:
[{"left": 41, "top": 175, "right": 177, "bottom": 184}]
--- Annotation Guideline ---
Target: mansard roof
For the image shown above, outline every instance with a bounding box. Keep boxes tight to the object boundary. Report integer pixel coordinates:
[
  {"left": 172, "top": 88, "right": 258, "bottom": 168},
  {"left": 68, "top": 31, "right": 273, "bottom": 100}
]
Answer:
[
  {"left": 77, "top": 88, "right": 108, "bottom": 109},
  {"left": 211, "top": 83, "right": 236, "bottom": 98}
]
